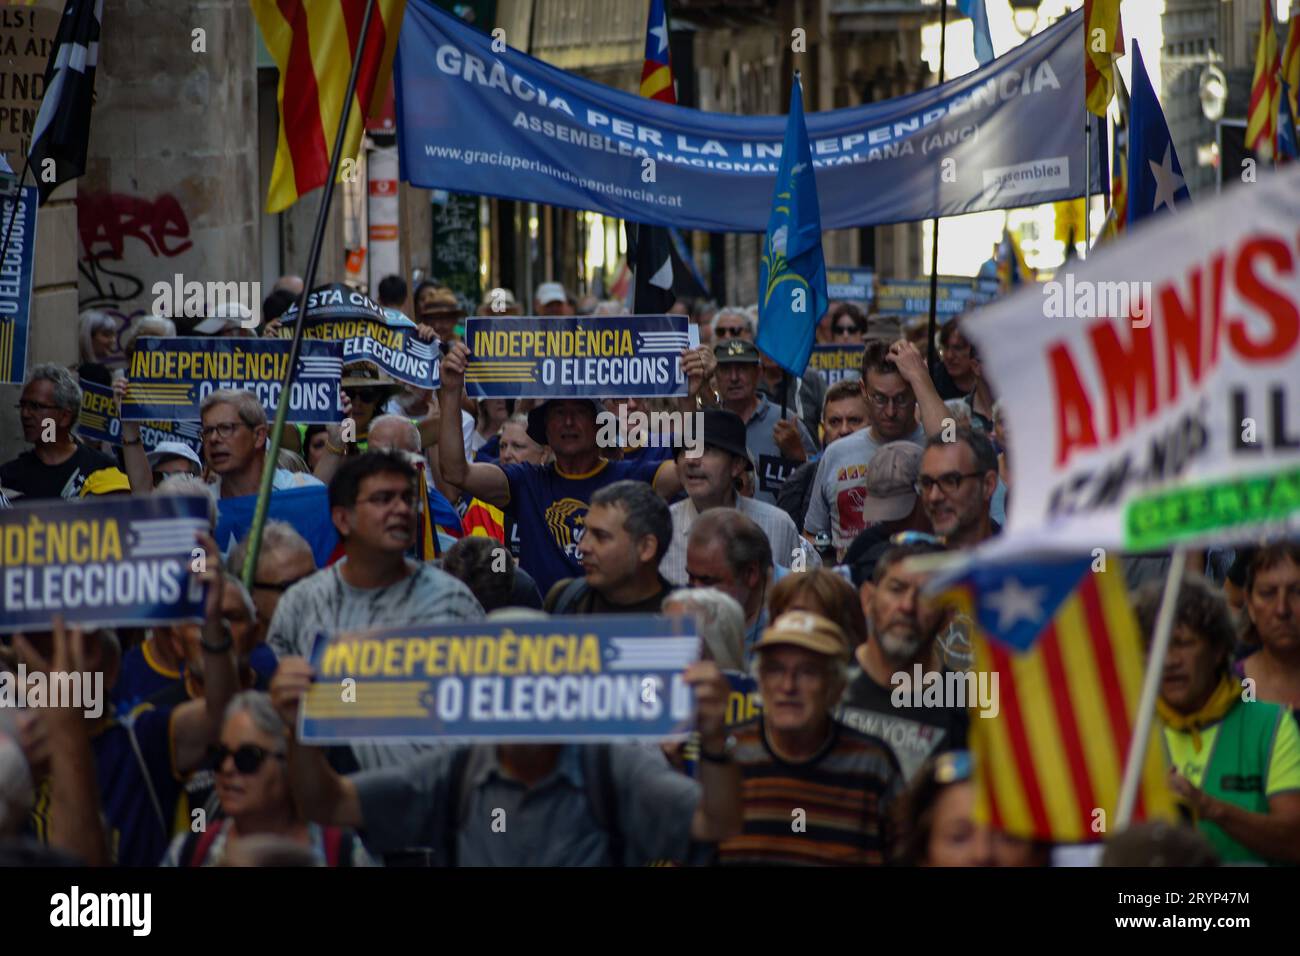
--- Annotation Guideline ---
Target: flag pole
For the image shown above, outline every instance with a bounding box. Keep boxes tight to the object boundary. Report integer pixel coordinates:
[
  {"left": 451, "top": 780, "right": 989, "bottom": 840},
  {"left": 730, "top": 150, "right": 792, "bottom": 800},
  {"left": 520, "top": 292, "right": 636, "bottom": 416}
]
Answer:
[
  {"left": 239, "top": 0, "right": 379, "bottom": 592},
  {"left": 1082, "top": 112, "right": 1091, "bottom": 259},
  {"left": 926, "top": 0, "right": 949, "bottom": 373},
  {"left": 1115, "top": 546, "right": 1187, "bottom": 828}
]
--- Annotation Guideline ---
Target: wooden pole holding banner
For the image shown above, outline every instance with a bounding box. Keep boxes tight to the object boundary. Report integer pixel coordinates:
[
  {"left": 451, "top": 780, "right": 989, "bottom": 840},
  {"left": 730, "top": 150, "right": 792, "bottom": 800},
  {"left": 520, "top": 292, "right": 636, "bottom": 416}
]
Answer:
[
  {"left": 1115, "top": 547, "right": 1187, "bottom": 828},
  {"left": 239, "top": 0, "right": 380, "bottom": 592},
  {"left": 926, "top": 0, "right": 949, "bottom": 373}
]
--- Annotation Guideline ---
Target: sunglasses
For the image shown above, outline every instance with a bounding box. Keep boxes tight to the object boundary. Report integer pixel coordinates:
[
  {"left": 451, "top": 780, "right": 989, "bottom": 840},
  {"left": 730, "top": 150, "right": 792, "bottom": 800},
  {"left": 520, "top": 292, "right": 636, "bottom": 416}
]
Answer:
[
  {"left": 833, "top": 324, "right": 860, "bottom": 335},
  {"left": 252, "top": 575, "right": 310, "bottom": 593},
  {"left": 889, "top": 531, "right": 946, "bottom": 547},
  {"left": 212, "top": 743, "right": 286, "bottom": 774},
  {"left": 345, "top": 387, "right": 382, "bottom": 404}
]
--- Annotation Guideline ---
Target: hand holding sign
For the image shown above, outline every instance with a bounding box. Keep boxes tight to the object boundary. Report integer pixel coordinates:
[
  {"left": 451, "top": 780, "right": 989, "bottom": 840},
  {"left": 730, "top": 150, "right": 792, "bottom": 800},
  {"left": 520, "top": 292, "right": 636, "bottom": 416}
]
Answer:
[
  {"left": 440, "top": 340, "right": 470, "bottom": 392},
  {"left": 684, "top": 660, "right": 730, "bottom": 751},
  {"left": 112, "top": 376, "right": 141, "bottom": 444},
  {"left": 270, "top": 656, "right": 315, "bottom": 730},
  {"left": 681, "top": 346, "right": 715, "bottom": 401}
]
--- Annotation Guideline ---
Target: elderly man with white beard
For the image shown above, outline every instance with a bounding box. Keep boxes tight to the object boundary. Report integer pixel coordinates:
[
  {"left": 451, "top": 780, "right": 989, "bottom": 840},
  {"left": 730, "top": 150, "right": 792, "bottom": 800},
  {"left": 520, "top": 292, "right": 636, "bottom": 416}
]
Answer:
[{"left": 659, "top": 410, "right": 819, "bottom": 588}]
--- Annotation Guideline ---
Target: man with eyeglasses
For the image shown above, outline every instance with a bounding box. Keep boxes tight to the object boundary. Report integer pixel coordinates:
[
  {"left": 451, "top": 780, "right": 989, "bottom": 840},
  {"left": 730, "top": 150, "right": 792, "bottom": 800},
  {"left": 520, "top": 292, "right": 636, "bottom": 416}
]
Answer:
[
  {"left": 199, "top": 389, "right": 324, "bottom": 498},
  {"left": 839, "top": 541, "right": 969, "bottom": 782},
  {"left": 916, "top": 426, "right": 1000, "bottom": 550},
  {"left": 2, "top": 363, "right": 121, "bottom": 500},
  {"left": 718, "top": 610, "right": 902, "bottom": 865},
  {"left": 267, "top": 451, "right": 483, "bottom": 772},
  {"left": 804, "top": 341, "right": 947, "bottom": 559}
]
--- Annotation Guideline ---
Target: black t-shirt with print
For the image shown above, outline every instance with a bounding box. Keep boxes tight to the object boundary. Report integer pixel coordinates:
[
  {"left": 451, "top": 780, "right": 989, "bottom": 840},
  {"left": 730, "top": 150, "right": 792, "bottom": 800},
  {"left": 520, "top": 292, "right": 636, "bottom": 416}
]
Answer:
[{"left": 0, "top": 443, "right": 119, "bottom": 500}]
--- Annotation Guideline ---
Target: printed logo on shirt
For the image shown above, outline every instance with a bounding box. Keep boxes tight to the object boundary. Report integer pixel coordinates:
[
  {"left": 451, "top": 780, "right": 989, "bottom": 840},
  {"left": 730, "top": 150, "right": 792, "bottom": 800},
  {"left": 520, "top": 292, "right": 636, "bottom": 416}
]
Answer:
[
  {"left": 835, "top": 463, "right": 869, "bottom": 482},
  {"left": 836, "top": 484, "right": 869, "bottom": 539},
  {"left": 545, "top": 497, "right": 589, "bottom": 558},
  {"left": 837, "top": 705, "right": 948, "bottom": 780},
  {"left": 758, "top": 455, "right": 801, "bottom": 495}
]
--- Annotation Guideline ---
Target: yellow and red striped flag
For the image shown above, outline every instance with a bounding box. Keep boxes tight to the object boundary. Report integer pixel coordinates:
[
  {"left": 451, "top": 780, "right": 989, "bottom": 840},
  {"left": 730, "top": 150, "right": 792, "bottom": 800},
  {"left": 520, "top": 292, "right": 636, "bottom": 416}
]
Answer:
[
  {"left": 1247, "top": 0, "right": 1280, "bottom": 160},
  {"left": 252, "top": 0, "right": 407, "bottom": 213},
  {"left": 937, "top": 556, "right": 1175, "bottom": 843},
  {"left": 1282, "top": 13, "right": 1300, "bottom": 124},
  {"left": 640, "top": 0, "right": 676, "bottom": 104},
  {"left": 1084, "top": 0, "right": 1124, "bottom": 118},
  {"left": 1104, "top": 63, "right": 1129, "bottom": 241}
]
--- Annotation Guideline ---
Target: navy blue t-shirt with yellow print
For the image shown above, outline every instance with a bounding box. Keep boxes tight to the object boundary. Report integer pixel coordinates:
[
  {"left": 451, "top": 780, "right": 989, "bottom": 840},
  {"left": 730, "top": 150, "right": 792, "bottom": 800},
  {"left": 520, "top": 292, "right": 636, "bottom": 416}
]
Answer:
[
  {"left": 29, "top": 706, "right": 181, "bottom": 866},
  {"left": 502, "top": 457, "right": 668, "bottom": 595}
]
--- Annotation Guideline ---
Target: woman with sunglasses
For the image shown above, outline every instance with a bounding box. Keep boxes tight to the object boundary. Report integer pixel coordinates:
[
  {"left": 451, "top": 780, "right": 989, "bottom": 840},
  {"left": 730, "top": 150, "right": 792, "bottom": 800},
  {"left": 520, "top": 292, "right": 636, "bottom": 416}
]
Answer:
[
  {"left": 162, "top": 691, "right": 373, "bottom": 867},
  {"left": 894, "top": 751, "right": 1050, "bottom": 866}
]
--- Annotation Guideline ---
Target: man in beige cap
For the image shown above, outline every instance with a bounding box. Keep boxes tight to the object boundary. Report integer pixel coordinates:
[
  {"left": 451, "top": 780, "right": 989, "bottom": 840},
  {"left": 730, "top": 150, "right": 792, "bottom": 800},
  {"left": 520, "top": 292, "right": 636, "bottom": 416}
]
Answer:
[{"left": 719, "top": 610, "right": 902, "bottom": 866}]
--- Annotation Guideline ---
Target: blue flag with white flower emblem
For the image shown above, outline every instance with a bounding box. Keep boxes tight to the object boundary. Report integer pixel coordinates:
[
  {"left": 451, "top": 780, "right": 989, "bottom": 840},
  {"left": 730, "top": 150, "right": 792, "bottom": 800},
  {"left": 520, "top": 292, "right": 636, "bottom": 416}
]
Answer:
[
  {"left": 755, "top": 75, "right": 828, "bottom": 378},
  {"left": 1126, "top": 40, "right": 1191, "bottom": 228}
]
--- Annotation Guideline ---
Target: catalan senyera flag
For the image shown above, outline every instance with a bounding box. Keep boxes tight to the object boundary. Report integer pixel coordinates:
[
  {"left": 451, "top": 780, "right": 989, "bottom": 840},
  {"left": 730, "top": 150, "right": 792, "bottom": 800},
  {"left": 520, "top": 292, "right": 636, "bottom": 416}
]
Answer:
[
  {"left": 1246, "top": 0, "right": 1280, "bottom": 160},
  {"left": 1282, "top": 14, "right": 1300, "bottom": 123},
  {"left": 640, "top": 0, "right": 676, "bottom": 104},
  {"left": 462, "top": 497, "right": 507, "bottom": 545},
  {"left": 252, "top": 0, "right": 407, "bottom": 214},
  {"left": 1084, "top": 0, "right": 1124, "bottom": 118},
  {"left": 937, "top": 557, "right": 1175, "bottom": 843}
]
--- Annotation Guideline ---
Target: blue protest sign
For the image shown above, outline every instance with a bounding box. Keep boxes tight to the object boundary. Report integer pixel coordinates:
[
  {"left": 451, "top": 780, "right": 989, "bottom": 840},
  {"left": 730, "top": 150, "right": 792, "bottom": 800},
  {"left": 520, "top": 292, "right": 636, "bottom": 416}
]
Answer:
[
  {"left": 463, "top": 315, "right": 691, "bottom": 399},
  {"left": 215, "top": 484, "right": 338, "bottom": 568},
  {"left": 807, "top": 345, "right": 863, "bottom": 386},
  {"left": 300, "top": 616, "right": 700, "bottom": 742},
  {"left": 873, "top": 278, "right": 987, "bottom": 317},
  {"left": 120, "top": 337, "right": 344, "bottom": 423},
  {"left": 278, "top": 312, "right": 441, "bottom": 389},
  {"left": 76, "top": 378, "right": 206, "bottom": 457},
  {"left": 0, "top": 186, "right": 37, "bottom": 384},
  {"left": 396, "top": 1, "right": 1100, "bottom": 232},
  {"left": 0, "top": 495, "right": 209, "bottom": 633},
  {"left": 826, "top": 266, "right": 873, "bottom": 304}
]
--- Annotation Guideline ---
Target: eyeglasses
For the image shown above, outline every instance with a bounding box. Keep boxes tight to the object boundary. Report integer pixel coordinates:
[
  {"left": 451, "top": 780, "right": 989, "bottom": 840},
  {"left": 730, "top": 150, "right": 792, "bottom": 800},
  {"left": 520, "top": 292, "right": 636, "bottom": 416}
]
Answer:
[
  {"left": 345, "top": 387, "right": 382, "bottom": 404},
  {"left": 833, "top": 324, "right": 860, "bottom": 336},
  {"left": 932, "top": 749, "right": 973, "bottom": 785},
  {"left": 356, "top": 489, "right": 417, "bottom": 509},
  {"left": 757, "top": 662, "right": 828, "bottom": 683},
  {"left": 867, "top": 391, "right": 915, "bottom": 410},
  {"left": 15, "top": 400, "right": 64, "bottom": 414},
  {"left": 915, "top": 471, "right": 984, "bottom": 495},
  {"left": 200, "top": 421, "right": 249, "bottom": 441},
  {"left": 212, "top": 743, "right": 285, "bottom": 774}
]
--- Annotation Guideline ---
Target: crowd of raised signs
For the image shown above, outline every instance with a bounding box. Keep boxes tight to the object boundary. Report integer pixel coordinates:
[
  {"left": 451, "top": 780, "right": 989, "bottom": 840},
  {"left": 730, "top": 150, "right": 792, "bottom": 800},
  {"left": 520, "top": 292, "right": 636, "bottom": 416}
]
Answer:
[{"left": 1, "top": 273, "right": 1298, "bottom": 868}]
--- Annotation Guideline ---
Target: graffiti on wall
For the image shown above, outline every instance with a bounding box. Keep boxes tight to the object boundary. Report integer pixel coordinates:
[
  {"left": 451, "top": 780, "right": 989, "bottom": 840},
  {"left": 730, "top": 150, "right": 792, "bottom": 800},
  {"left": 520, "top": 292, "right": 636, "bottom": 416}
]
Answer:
[{"left": 77, "top": 192, "right": 193, "bottom": 309}]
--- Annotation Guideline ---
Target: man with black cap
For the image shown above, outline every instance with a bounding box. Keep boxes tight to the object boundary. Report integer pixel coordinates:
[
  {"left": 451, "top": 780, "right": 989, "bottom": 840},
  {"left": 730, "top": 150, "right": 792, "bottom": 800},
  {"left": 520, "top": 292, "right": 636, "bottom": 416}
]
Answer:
[
  {"left": 713, "top": 338, "right": 815, "bottom": 507},
  {"left": 435, "top": 339, "right": 715, "bottom": 596},
  {"left": 660, "top": 409, "right": 819, "bottom": 587}
]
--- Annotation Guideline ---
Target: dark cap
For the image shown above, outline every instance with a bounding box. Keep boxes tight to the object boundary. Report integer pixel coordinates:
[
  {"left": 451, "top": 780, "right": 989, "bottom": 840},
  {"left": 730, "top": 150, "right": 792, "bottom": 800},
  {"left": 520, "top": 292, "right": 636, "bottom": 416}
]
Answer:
[
  {"left": 677, "top": 408, "right": 752, "bottom": 469},
  {"left": 713, "top": 339, "right": 760, "bottom": 365},
  {"left": 525, "top": 398, "right": 604, "bottom": 446}
]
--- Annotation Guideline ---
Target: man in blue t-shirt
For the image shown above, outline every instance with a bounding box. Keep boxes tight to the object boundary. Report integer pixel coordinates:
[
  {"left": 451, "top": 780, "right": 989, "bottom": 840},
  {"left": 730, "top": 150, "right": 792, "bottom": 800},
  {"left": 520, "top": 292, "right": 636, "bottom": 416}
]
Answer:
[{"left": 437, "top": 340, "right": 715, "bottom": 595}]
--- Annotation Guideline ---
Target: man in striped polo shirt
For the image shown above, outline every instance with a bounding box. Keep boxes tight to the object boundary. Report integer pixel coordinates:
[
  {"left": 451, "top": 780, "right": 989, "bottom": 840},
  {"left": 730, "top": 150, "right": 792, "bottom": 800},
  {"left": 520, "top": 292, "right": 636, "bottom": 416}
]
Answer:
[{"left": 720, "top": 611, "right": 902, "bottom": 865}]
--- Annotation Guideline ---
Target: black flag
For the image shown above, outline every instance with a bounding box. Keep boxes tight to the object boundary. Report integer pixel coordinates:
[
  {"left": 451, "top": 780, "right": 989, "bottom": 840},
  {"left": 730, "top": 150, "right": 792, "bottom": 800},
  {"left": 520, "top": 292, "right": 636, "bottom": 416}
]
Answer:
[
  {"left": 626, "top": 221, "right": 709, "bottom": 312},
  {"left": 28, "top": 0, "right": 103, "bottom": 204}
]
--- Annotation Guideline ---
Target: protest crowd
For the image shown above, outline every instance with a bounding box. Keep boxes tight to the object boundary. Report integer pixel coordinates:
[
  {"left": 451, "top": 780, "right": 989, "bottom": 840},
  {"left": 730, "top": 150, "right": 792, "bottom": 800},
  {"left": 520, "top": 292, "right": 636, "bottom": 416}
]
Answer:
[
  {"left": 1, "top": 0, "right": 1299, "bottom": 881},
  {"left": 3, "top": 269, "right": 1298, "bottom": 870}
]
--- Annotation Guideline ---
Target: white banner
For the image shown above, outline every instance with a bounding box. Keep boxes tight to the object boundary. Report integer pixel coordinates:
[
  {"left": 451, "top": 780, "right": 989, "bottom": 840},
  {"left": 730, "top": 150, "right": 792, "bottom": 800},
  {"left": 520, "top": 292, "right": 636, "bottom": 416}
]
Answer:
[{"left": 966, "top": 166, "right": 1300, "bottom": 551}]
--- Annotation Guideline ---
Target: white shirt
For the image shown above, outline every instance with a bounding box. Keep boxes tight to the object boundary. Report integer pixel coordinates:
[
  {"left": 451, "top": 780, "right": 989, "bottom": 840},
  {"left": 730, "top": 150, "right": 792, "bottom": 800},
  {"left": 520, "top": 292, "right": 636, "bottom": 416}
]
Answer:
[{"left": 659, "top": 494, "right": 822, "bottom": 587}]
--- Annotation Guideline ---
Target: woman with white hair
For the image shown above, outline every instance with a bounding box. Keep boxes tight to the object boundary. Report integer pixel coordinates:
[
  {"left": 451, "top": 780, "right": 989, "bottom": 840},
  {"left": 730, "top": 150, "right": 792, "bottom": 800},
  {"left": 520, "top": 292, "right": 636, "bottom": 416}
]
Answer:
[
  {"left": 78, "top": 310, "right": 120, "bottom": 367},
  {"left": 162, "top": 691, "right": 373, "bottom": 867}
]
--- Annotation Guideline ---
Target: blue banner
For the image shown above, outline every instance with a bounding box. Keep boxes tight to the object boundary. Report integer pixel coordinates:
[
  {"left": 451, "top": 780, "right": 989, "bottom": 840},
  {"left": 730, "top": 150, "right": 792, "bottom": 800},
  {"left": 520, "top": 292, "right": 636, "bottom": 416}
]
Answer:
[
  {"left": 278, "top": 286, "right": 441, "bottom": 389},
  {"left": 396, "top": 1, "right": 1100, "bottom": 232},
  {"left": 826, "top": 266, "right": 874, "bottom": 304},
  {"left": 300, "top": 616, "right": 699, "bottom": 742},
  {"left": 120, "top": 337, "right": 344, "bottom": 423},
  {"left": 215, "top": 484, "right": 338, "bottom": 567},
  {"left": 807, "top": 345, "right": 864, "bottom": 386},
  {"left": 872, "top": 277, "right": 995, "bottom": 317},
  {"left": 463, "top": 314, "right": 691, "bottom": 399},
  {"left": 0, "top": 495, "right": 209, "bottom": 634},
  {"left": 0, "top": 186, "right": 37, "bottom": 384},
  {"left": 76, "top": 379, "right": 205, "bottom": 456}
]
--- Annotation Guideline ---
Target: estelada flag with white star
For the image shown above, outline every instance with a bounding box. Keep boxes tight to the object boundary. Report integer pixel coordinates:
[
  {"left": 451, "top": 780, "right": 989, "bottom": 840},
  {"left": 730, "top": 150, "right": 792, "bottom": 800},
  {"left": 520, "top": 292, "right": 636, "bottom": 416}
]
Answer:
[
  {"left": 1126, "top": 40, "right": 1190, "bottom": 229},
  {"left": 932, "top": 553, "right": 1175, "bottom": 843}
]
